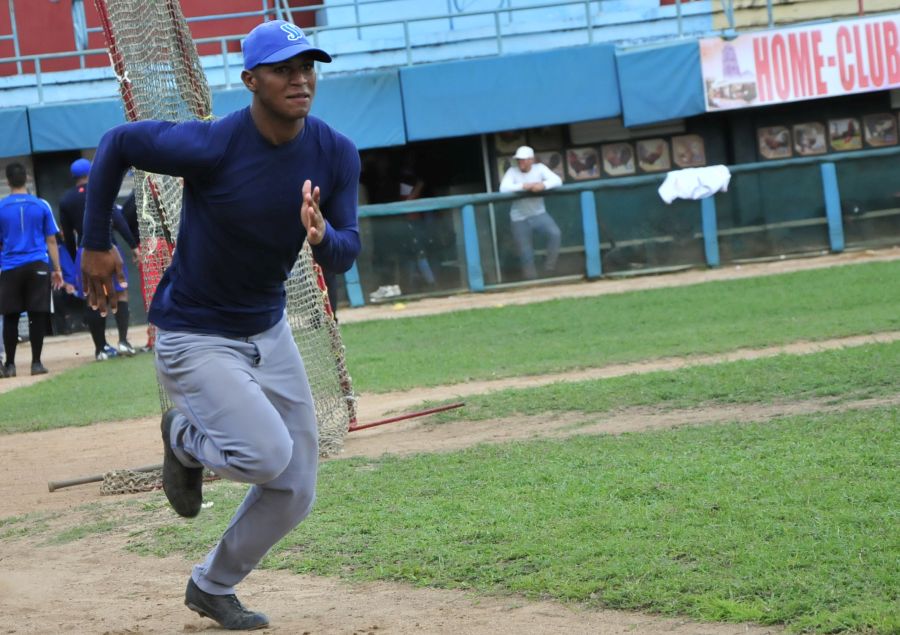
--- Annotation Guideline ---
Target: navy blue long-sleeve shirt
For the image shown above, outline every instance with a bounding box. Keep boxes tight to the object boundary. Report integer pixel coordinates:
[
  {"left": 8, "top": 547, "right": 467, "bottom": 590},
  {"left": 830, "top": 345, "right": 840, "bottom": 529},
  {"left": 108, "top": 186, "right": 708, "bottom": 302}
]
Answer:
[
  {"left": 59, "top": 184, "right": 137, "bottom": 257},
  {"left": 82, "top": 108, "right": 361, "bottom": 337}
]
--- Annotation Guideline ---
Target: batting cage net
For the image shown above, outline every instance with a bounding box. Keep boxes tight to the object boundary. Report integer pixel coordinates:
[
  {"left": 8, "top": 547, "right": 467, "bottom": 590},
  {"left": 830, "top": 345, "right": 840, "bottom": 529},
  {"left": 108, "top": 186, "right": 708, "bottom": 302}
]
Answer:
[{"left": 94, "top": 0, "right": 356, "bottom": 473}]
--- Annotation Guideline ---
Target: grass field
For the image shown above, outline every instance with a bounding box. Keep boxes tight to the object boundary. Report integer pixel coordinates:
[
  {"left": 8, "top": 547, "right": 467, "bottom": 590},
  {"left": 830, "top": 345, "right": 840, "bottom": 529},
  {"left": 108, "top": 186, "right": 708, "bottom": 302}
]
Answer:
[
  {"left": 122, "top": 407, "right": 898, "bottom": 634},
  {"left": 2, "top": 259, "right": 899, "bottom": 433},
  {"left": 2, "top": 260, "right": 899, "bottom": 633}
]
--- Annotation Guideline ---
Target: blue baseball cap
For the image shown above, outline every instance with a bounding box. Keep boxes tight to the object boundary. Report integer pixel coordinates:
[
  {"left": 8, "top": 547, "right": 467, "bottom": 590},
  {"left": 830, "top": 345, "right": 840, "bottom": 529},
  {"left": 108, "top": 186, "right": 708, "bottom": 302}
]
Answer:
[
  {"left": 70, "top": 158, "right": 91, "bottom": 178},
  {"left": 242, "top": 20, "right": 331, "bottom": 70}
]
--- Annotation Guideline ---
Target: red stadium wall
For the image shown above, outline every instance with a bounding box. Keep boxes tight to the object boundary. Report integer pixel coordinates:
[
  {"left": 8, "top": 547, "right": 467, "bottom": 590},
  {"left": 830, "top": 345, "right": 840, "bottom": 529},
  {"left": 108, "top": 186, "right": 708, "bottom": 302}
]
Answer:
[{"left": 0, "top": 0, "right": 319, "bottom": 76}]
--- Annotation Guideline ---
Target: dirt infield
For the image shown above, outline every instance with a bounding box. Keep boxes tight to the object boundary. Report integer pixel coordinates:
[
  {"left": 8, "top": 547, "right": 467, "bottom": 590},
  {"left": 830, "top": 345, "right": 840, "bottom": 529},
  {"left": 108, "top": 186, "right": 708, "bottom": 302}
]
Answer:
[{"left": 2, "top": 248, "right": 898, "bottom": 634}]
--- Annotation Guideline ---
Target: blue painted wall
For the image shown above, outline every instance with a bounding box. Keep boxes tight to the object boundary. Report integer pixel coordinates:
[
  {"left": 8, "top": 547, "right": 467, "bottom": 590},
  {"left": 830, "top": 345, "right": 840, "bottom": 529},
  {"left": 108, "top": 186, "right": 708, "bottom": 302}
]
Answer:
[
  {"left": 400, "top": 44, "right": 620, "bottom": 141},
  {"left": 0, "top": 108, "right": 31, "bottom": 157},
  {"left": 616, "top": 40, "right": 706, "bottom": 127}
]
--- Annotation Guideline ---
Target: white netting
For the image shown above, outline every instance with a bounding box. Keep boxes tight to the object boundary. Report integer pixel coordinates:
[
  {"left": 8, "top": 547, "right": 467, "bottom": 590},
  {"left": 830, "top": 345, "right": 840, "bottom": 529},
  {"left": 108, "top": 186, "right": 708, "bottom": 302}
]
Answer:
[{"left": 96, "top": 0, "right": 355, "bottom": 459}]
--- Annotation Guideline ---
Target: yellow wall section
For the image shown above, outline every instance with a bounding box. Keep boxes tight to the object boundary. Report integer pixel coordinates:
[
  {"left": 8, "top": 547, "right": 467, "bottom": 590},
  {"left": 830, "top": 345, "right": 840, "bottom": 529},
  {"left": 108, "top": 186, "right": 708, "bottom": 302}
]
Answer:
[{"left": 712, "top": 0, "right": 900, "bottom": 30}]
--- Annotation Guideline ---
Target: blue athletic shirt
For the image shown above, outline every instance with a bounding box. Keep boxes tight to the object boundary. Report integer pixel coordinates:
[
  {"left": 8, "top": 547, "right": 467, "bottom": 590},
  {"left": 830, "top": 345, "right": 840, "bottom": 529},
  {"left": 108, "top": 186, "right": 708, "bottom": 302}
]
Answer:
[
  {"left": 0, "top": 193, "right": 59, "bottom": 271},
  {"left": 82, "top": 108, "right": 361, "bottom": 337}
]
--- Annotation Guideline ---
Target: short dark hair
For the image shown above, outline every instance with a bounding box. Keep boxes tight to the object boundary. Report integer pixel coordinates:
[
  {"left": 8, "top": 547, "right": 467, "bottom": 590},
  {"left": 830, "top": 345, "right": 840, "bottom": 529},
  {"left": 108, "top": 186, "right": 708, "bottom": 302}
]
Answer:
[{"left": 5, "top": 162, "right": 27, "bottom": 188}]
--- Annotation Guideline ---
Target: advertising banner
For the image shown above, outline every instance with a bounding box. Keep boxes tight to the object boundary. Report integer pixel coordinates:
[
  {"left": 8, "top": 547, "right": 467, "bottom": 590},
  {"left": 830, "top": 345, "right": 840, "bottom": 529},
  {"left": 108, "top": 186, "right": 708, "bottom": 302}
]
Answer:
[{"left": 700, "top": 15, "right": 900, "bottom": 111}]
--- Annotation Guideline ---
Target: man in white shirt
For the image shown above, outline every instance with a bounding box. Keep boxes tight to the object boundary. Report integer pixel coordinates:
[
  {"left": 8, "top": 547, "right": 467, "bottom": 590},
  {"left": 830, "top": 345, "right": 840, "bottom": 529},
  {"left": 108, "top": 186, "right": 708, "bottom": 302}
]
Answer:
[{"left": 499, "top": 145, "right": 563, "bottom": 279}]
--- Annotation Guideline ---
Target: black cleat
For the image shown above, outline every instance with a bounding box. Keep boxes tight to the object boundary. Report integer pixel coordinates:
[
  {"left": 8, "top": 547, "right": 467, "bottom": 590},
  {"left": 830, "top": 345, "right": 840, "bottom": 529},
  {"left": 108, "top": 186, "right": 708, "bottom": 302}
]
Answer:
[
  {"left": 31, "top": 362, "right": 48, "bottom": 376},
  {"left": 161, "top": 408, "right": 203, "bottom": 518},
  {"left": 185, "top": 578, "right": 270, "bottom": 631},
  {"left": 2, "top": 363, "right": 15, "bottom": 378}
]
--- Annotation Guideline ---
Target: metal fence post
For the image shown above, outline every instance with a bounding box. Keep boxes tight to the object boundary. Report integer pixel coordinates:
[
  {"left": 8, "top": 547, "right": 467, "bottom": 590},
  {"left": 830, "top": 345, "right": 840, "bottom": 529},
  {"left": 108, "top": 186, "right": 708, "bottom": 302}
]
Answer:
[
  {"left": 344, "top": 261, "right": 365, "bottom": 307},
  {"left": 580, "top": 190, "right": 602, "bottom": 278},
  {"left": 700, "top": 197, "right": 720, "bottom": 267},
  {"left": 820, "top": 162, "right": 845, "bottom": 253},
  {"left": 462, "top": 204, "right": 485, "bottom": 292}
]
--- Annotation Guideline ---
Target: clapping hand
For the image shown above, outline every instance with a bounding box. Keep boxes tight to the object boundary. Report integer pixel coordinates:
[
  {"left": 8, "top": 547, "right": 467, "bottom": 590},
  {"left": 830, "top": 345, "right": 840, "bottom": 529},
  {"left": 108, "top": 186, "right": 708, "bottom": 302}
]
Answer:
[{"left": 301, "top": 179, "right": 326, "bottom": 245}]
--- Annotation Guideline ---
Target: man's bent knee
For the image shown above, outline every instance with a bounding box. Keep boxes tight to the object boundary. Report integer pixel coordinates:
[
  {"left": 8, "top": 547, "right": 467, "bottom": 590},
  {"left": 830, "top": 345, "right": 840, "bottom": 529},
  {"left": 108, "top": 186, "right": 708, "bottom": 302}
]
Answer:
[{"left": 231, "top": 439, "right": 293, "bottom": 484}]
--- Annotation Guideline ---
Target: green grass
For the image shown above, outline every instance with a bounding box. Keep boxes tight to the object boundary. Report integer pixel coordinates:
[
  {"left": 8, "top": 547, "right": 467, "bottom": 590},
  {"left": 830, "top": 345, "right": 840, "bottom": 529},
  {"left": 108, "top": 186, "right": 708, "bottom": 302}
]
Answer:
[
  {"left": 2, "top": 336, "right": 896, "bottom": 435},
  {"left": 127, "top": 407, "right": 900, "bottom": 634},
  {"left": 344, "top": 260, "right": 900, "bottom": 392},
  {"left": 1, "top": 260, "right": 897, "bottom": 433},
  {"left": 429, "top": 340, "right": 900, "bottom": 422},
  {"left": 0, "top": 353, "right": 159, "bottom": 433}
]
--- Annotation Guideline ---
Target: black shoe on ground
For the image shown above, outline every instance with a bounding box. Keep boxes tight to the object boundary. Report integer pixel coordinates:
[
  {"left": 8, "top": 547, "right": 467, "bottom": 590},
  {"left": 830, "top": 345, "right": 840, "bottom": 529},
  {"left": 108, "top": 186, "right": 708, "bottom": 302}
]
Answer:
[
  {"left": 184, "top": 578, "right": 270, "bottom": 631},
  {"left": 2, "top": 363, "right": 15, "bottom": 378},
  {"left": 31, "top": 362, "right": 48, "bottom": 376},
  {"left": 161, "top": 408, "right": 204, "bottom": 518}
]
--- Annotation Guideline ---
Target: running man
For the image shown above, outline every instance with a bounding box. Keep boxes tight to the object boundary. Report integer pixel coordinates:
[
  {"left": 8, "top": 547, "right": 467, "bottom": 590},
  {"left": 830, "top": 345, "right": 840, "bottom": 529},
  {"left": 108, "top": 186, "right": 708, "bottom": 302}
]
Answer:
[{"left": 80, "top": 20, "right": 360, "bottom": 630}]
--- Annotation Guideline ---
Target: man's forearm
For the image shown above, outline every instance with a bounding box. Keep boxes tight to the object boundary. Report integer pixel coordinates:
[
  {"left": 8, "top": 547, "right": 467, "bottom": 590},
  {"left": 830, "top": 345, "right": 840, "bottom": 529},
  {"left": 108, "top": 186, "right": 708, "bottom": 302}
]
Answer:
[{"left": 46, "top": 238, "right": 62, "bottom": 272}]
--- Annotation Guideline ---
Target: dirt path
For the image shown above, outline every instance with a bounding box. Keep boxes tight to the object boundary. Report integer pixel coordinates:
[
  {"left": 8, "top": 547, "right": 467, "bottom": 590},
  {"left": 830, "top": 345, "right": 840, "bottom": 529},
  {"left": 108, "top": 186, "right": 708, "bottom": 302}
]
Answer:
[
  {"left": 2, "top": 249, "right": 897, "bottom": 634},
  {"left": 1, "top": 531, "right": 783, "bottom": 635}
]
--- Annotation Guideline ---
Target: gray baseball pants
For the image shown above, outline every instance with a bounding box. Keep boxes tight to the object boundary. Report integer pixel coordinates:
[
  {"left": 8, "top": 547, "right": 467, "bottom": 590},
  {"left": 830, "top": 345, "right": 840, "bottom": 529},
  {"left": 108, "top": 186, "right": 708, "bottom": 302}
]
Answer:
[
  {"left": 154, "top": 315, "right": 318, "bottom": 595},
  {"left": 511, "top": 212, "right": 562, "bottom": 279}
]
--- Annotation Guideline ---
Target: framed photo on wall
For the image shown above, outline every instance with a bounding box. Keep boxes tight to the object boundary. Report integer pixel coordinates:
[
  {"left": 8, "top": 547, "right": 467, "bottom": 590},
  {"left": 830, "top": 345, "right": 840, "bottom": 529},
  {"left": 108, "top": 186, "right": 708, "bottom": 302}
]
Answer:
[
  {"left": 536, "top": 150, "right": 565, "bottom": 180},
  {"left": 566, "top": 147, "right": 601, "bottom": 180},
  {"left": 862, "top": 113, "right": 897, "bottom": 147},
  {"left": 828, "top": 118, "right": 862, "bottom": 151},
  {"left": 494, "top": 130, "right": 527, "bottom": 154},
  {"left": 793, "top": 122, "right": 826, "bottom": 156},
  {"left": 600, "top": 142, "right": 635, "bottom": 177},
  {"left": 636, "top": 138, "right": 671, "bottom": 172},
  {"left": 757, "top": 126, "right": 792, "bottom": 159},
  {"left": 671, "top": 134, "right": 706, "bottom": 168}
]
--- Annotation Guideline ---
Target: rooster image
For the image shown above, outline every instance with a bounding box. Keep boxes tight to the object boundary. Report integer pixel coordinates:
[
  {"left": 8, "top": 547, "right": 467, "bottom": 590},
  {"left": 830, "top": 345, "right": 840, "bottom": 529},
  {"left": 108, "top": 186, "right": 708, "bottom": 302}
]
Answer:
[
  {"left": 830, "top": 119, "right": 861, "bottom": 149},
  {"left": 864, "top": 117, "right": 896, "bottom": 145},
  {"left": 759, "top": 127, "right": 790, "bottom": 156},
  {"left": 567, "top": 150, "right": 598, "bottom": 177},
  {"left": 638, "top": 141, "right": 666, "bottom": 168},
  {"left": 603, "top": 145, "right": 633, "bottom": 170},
  {"left": 542, "top": 152, "right": 563, "bottom": 172}
]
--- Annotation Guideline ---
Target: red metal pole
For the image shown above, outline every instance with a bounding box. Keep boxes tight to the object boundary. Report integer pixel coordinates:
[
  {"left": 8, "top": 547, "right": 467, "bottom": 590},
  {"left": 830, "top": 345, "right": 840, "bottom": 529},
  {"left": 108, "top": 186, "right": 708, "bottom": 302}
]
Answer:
[{"left": 348, "top": 402, "right": 465, "bottom": 432}]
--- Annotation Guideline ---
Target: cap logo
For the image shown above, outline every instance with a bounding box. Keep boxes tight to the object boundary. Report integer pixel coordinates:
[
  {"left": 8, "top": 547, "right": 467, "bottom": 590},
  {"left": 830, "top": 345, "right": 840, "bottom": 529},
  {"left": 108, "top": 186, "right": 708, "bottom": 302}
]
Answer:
[{"left": 280, "top": 23, "right": 305, "bottom": 41}]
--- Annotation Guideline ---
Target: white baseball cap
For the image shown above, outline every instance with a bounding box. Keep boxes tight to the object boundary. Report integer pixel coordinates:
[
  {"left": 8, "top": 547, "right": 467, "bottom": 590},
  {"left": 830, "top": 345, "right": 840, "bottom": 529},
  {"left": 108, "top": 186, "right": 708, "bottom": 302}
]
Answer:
[{"left": 513, "top": 145, "right": 535, "bottom": 160}]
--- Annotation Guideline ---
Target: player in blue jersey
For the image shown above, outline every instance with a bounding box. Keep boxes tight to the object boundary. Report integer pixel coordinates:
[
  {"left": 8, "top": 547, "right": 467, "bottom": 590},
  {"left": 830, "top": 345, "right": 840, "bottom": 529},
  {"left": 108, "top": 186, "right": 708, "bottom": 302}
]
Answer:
[
  {"left": 0, "top": 162, "right": 63, "bottom": 377},
  {"left": 62, "top": 158, "right": 141, "bottom": 358},
  {"left": 80, "top": 21, "right": 360, "bottom": 631}
]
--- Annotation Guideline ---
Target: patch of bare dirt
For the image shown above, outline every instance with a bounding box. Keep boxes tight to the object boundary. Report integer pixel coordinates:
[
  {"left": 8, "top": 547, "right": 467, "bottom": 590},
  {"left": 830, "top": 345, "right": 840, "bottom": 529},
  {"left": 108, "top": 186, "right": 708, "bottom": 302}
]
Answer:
[{"left": 0, "top": 532, "right": 782, "bottom": 635}]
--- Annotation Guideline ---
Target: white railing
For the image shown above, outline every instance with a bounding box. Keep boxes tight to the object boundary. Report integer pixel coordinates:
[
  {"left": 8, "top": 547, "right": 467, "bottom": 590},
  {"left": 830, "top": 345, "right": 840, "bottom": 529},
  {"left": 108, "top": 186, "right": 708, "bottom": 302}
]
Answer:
[{"left": 0, "top": 0, "right": 813, "bottom": 105}]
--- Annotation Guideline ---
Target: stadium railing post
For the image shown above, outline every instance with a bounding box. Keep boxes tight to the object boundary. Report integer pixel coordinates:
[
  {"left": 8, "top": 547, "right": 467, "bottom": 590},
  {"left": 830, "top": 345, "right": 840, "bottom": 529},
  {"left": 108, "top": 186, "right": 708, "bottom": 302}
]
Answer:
[
  {"left": 344, "top": 262, "right": 365, "bottom": 307},
  {"left": 462, "top": 204, "right": 485, "bottom": 292},
  {"left": 820, "top": 162, "right": 845, "bottom": 253},
  {"left": 580, "top": 190, "right": 602, "bottom": 278},
  {"left": 700, "top": 196, "right": 721, "bottom": 267}
]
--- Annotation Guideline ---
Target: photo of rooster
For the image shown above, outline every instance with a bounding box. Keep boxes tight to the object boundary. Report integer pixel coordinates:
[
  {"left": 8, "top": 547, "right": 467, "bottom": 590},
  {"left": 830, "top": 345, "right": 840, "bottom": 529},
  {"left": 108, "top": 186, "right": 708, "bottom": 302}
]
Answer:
[
  {"left": 601, "top": 142, "right": 635, "bottom": 176},
  {"left": 637, "top": 138, "right": 671, "bottom": 172},
  {"left": 567, "top": 147, "right": 600, "bottom": 180},
  {"left": 537, "top": 151, "right": 565, "bottom": 180},
  {"left": 828, "top": 118, "right": 862, "bottom": 151},
  {"left": 862, "top": 113, "right": 897, "bottom": 148},
  {"left": 672, "top": 135, "right": 706, "bottom": 168},
  {"left": 757, "top": 126, "right": 792, "bottom": 159},
  {"left": 793, "top": 122, "right": 826, "bottom": 156}
]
